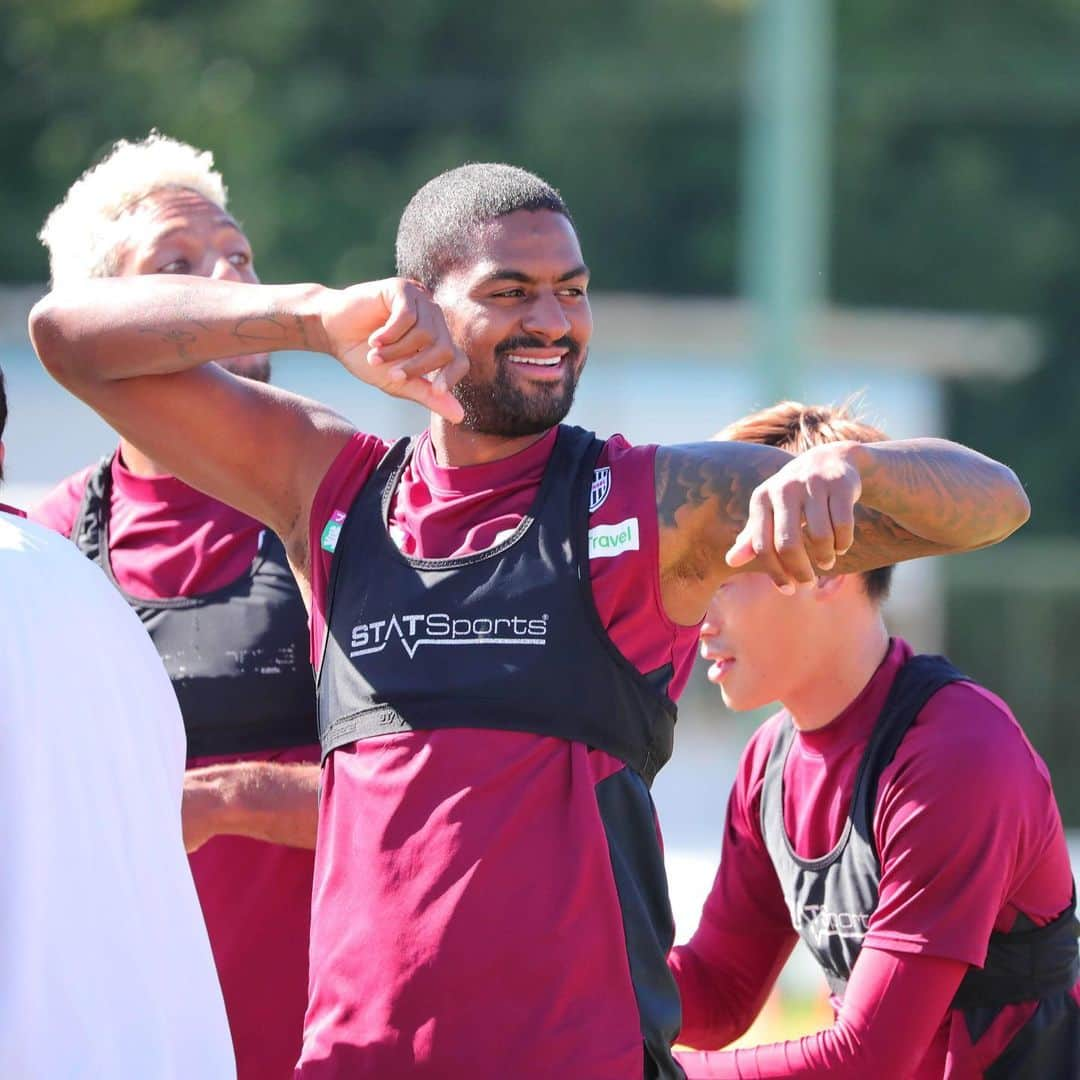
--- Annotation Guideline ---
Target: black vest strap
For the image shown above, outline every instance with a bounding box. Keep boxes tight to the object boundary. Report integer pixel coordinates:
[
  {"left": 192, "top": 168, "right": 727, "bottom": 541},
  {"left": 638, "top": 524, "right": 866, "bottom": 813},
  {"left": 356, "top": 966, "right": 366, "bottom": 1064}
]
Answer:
[
  {"left": 952, "top": 890, "right": 1080, "bottom": 1010},
  {"left": 72, "top": 455, "right": 317, "bottom": 759}
]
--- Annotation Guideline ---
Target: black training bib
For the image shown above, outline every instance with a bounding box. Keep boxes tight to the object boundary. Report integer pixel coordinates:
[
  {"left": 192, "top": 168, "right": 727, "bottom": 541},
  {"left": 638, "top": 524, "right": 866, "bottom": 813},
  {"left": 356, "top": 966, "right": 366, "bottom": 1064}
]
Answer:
[
  {"left": 317, "top": 424, "right": 676, "bottom": 781},
  {"left": 72, "top": 455, "right": 316, "bottom": 758}
]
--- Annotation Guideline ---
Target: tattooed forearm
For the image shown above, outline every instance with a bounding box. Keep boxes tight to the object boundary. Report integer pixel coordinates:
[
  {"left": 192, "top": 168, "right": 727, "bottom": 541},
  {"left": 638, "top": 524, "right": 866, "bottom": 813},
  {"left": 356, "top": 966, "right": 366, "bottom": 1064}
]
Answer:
[
  {"left": 854, "top": 439, "right": 1030, "bottom": 551},
  {"left": 132, "top": 310, "right": 312, "bottom": 366},
  {"left": 655, "top": 442, "right": 791, "bottom": 582},
  {"left": 234, "top": 316, "right": 292, "bottom": 342},
  {"left": 137, "top": 326, "right": 202, "bottom": 362}
]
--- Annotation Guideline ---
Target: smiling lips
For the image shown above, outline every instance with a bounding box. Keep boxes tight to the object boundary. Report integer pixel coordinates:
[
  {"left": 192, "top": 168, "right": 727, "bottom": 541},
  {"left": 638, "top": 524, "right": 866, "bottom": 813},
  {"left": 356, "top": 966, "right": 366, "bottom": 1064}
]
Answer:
[{"left": 505, "top": 349, "right": 567, "bottom": 372}]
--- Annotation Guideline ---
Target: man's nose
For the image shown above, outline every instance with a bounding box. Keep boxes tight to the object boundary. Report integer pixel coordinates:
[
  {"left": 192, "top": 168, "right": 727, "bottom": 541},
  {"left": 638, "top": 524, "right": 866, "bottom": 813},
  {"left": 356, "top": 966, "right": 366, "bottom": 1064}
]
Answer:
[{"left": 521, "top": 293, "right": 571, "bottom": 341}]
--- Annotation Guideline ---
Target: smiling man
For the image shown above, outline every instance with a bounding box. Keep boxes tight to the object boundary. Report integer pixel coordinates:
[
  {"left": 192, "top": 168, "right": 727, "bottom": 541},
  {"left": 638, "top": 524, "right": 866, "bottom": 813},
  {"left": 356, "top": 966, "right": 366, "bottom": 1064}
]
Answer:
[{"left": 30, "top": 163, "right": 1031, "bottom": 1079}]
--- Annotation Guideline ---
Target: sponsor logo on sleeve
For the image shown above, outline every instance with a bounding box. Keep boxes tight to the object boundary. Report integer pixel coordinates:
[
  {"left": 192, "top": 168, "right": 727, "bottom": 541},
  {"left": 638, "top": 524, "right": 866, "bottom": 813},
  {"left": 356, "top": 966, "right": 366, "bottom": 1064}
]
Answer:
[
  {"left": 320, "top": 510, "right": 347, "bottom": 553},
  {"left": 588, "top": 517, "right": 640, "bottom": 559},
  {"left": 589, "top": 466, "right": 611, "bottom": 514}
]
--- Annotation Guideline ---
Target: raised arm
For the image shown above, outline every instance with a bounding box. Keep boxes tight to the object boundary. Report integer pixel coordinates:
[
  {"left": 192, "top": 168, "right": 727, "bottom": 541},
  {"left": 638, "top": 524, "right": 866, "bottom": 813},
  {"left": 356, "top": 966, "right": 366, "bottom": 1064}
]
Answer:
[
  {"left": 29, "top": 275, "right": 467, "bottom": 575},
  {"left": 656, "top": 438, "right": 1030, "bottom": 625}
]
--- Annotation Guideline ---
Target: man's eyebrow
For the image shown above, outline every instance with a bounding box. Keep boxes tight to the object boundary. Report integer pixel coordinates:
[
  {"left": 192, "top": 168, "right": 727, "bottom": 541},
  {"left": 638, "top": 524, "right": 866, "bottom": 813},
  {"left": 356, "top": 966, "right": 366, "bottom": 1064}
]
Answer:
[
  {"left": 476, "top": 264, "right": 590, "bottom": 287},
  {"left": 147, "top": 217, "right": 246, "bottom": 245},
  {"left": 557, "top": 264, "right": 590, "bottom": 282}
]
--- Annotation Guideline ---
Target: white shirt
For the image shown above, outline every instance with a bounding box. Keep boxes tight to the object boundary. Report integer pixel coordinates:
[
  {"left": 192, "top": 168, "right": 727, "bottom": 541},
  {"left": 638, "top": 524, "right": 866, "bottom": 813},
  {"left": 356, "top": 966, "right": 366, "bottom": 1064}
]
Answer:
[{"left": 0, "top": 513, "right": 235, "bottom": 1079}]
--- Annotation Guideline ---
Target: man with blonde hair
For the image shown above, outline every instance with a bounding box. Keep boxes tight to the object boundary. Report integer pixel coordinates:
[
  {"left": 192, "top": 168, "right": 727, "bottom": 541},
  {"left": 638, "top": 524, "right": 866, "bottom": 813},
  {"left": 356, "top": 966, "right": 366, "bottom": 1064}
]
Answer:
[
  {"left": 672, "top": 401, "right": 1079, "bottom": 1078},
  {"left": 32, "top": 132, "right": 318, "bottom": 1079}
]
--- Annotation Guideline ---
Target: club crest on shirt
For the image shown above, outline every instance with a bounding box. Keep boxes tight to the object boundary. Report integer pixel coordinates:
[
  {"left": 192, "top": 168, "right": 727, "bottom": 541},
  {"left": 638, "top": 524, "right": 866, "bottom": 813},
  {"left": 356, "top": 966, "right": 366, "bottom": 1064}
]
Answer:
[{"left": 589, "top": 467, "right": 612, "bottom": 514}]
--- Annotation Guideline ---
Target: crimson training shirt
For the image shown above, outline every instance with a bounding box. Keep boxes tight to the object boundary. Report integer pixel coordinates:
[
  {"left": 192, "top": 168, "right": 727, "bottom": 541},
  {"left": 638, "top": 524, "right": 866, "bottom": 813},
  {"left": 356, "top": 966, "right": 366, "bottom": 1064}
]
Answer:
[
  {"left": 300, "top": 427, "right": 699, "bottom": 1079},
  {"left": 670, "top": 637, "right": 1078, "bottom": 1077},
  {"left": 33, "top": 452, "right": 317, "bottom": 1080}
]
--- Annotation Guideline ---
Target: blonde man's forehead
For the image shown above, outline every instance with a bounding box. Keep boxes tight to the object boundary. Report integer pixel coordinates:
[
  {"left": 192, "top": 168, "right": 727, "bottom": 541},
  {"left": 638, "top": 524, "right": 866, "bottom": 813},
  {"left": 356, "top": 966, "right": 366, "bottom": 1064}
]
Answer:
[{"left": 39, "top": 132, "right": 229, "bottom": 286}]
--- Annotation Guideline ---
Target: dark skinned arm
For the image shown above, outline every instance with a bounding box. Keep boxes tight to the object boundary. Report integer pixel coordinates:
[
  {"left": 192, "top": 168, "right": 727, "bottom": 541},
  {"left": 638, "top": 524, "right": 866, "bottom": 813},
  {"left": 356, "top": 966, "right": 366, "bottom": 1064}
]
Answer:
[
  {"left": 29, "top": 275, "right": 467, "bottom": 581},
  {"left": 656, "top": 438, "right": 1030, "bottom": 625}
]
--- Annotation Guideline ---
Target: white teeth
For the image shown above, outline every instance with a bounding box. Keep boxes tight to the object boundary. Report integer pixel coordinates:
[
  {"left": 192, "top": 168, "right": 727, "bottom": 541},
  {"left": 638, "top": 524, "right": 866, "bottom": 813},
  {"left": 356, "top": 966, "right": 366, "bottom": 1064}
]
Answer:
[{"left": 507, "top": 354, "right": 562, "bottom": 367}]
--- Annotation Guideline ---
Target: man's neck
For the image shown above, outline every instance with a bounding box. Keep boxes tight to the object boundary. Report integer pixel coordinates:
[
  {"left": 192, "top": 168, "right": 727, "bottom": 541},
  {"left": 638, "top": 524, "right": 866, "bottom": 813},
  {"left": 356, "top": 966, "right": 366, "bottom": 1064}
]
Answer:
[
  {"left": 118, "top": 439, "right": 170, "bottom": 479},
  {"left": 784, "top": 616, "right": 891, "bottom": 733},
  {"left": 428, "top": 417, "right": 553, "bottom": 467}
]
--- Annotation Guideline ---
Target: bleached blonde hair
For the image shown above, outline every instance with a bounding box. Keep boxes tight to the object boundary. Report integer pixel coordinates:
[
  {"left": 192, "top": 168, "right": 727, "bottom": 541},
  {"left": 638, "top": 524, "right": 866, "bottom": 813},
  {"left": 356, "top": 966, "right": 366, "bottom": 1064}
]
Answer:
[{"left": 38, "top": 131, "right": 229, "bottom": 287}]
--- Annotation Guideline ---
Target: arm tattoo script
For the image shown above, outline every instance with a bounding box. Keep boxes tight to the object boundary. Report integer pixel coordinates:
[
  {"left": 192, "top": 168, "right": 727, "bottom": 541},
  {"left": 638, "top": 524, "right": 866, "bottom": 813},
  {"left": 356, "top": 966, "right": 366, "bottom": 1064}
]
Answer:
[{"left": 134, "top": 310, "right": 313, "bottom": 364}]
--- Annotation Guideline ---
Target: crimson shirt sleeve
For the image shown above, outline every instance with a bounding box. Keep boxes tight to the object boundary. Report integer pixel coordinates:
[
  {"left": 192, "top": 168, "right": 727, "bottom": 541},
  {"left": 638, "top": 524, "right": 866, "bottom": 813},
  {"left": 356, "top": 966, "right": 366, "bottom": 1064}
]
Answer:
[
  {"left": 669, "top": 721, "right": 799, "bottom": 1049},
  {"left": 674, "top": 947, "right": 968, "bottom": 1078},
  {"left": 865, "top": 683, "right": 1067, "bottom": 964},
  {"left": 29, "top": 466, "right": 96, "bottom": 538},
  {"left": 307, "top": 431, "right": 389, "bottom": 667}
]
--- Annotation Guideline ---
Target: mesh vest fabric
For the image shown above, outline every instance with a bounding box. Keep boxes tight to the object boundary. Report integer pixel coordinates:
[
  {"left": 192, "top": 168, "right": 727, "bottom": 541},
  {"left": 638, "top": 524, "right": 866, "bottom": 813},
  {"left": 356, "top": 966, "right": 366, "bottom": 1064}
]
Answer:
[{"left": 72, "top": 455, "right": 317, "bottom": 758}]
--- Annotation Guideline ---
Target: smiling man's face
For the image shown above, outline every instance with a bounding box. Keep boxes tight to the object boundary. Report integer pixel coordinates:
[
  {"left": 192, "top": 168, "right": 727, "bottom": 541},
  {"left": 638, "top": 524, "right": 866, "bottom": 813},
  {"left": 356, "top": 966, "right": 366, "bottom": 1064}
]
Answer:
[{"left": 432, "top": 209, "right": 592, "bottom": 438}]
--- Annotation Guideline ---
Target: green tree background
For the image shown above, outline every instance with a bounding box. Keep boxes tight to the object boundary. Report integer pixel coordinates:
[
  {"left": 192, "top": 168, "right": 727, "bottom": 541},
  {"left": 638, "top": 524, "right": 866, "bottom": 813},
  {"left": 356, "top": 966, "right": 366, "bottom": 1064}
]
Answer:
[{"left": 3, "top": 0, "right": 1078, "bottom": 809}]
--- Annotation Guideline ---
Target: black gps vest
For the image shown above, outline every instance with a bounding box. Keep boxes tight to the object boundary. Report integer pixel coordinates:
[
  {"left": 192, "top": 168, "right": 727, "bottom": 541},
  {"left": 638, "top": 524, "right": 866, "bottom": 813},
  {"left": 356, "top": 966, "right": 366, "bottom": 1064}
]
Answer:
[
  {"left": 317, "top": 424, "right": 684, "bottom": 1079},
  {"left": 71, "top": 455, "right": 316, "bottom": 759},
  {"left": 761, "top": 653, "right": 1080, "bottom": 1078}
]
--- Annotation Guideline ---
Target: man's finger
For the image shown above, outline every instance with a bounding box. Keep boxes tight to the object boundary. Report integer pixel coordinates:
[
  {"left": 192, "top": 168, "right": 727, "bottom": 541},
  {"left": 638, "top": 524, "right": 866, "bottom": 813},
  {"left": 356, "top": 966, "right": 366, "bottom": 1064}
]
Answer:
[
  {"left": 432, "top": 349, "right": 470, "bottom": 394},
  {"left": 772, "top": 486, "right": 816, "bottom": 584},
  {"left": 368, "top": 289, "right": 419, "bottom": 352},
  {"left": 828, "top": 489, "right": 857, "bottom": 557},
  {"left": 725, "top": 499, "right": 797, "bottom": 593},
  {"left": 375, "top": 341, "right": 456, "bottom": 381},
  {"left": 398, "top": 377, "right": 464, "bottom": 424},
  {"left": 725, "top": 489, "right": 771, "bottom": 568},
  {"left": 802, "top": 491, "right": 836, "bottom": 570}
]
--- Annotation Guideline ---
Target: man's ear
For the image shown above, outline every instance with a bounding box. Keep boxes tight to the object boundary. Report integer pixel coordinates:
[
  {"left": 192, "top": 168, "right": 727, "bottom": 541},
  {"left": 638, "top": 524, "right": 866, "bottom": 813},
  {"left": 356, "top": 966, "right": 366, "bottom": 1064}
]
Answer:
[{"left": 813, "top": 572, "right": 849, "bottom": 603}]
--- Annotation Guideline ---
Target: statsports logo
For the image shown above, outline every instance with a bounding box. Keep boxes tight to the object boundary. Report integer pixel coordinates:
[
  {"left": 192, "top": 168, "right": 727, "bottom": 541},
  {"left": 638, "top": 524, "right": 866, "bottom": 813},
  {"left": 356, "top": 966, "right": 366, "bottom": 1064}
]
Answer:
[
  {"left": 795, "top": 904, "right": 871, "bottom": 946},
  {"left": 349, "top": 612, "right": 550, "bottom": 660}
]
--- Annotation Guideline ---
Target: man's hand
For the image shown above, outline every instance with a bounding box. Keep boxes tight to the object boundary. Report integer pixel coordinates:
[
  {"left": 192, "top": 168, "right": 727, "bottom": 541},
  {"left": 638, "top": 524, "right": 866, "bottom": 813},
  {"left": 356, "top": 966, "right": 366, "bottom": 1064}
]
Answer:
[
  {"left": 322, "top": 279, "right": 468, "bottom": 424},
  {"left": 656, "top": 436, "right": 1028, "bottom": 625},
  {"left": 725, "top": 442, "right": 861, "bottom": 592},
  {"left": 181, "top": 761, "right": 320, "bottom": 852},
  {"left": 182, "top": 772, "right": 226, "bottom": 853}
]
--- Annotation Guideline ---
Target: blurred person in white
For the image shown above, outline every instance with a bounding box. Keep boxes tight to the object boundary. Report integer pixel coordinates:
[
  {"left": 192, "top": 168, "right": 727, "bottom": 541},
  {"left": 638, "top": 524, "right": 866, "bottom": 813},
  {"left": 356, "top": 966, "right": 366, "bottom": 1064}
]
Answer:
[
  {"left": 0, "top": 365, "right": 235, "bottom": 1078},
  {"left": 671, "top": 401, "right": 1079, "bottom": 1079}
]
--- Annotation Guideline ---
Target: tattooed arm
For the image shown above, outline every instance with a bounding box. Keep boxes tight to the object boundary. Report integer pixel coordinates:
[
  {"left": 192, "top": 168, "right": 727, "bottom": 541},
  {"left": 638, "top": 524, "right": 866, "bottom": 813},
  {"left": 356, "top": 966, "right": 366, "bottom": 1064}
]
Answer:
[
  {"left": 657, "top": 439, "right": 1029, "bottom": 625},
  {"left": 30, "top": 276, "right": 466, "bottom": 567}
]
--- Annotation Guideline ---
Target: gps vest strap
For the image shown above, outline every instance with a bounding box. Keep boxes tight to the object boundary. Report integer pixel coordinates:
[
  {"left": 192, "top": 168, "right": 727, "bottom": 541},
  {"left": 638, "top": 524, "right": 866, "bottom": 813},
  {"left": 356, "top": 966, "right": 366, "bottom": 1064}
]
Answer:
[
  {"left": 71, "top": 455, "right": 316, "bottom": 759},
  {"left": 316, "top": 424, "right": 677, "bottom": 784},
  {"left": 761, "top": 652, "right": 1080, "bottom": 1014}
]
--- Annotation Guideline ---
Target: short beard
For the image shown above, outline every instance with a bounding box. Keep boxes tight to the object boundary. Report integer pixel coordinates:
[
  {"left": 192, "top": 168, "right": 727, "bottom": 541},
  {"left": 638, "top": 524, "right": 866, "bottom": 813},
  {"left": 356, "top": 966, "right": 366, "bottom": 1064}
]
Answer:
[
  {"left": 453, "top": 338, "right": 584, "bottom": 438},
  {"left": 217, "top": 353, "right": 272, "bottom": 384}
]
